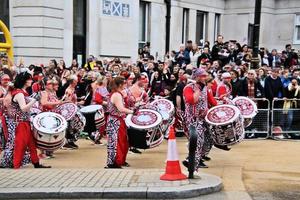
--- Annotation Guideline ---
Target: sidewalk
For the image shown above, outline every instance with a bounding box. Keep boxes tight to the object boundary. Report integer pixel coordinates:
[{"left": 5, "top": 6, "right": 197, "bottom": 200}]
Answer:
[{"left": 0, "top": 169, "right": 222, "bottom": 199}]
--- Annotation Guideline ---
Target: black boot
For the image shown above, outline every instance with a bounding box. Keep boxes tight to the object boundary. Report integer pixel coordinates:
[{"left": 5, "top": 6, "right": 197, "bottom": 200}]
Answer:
[
  {"left": 33, "top": 163, "right": 51, "bottom": 168},
  {"left": 105, "top": 164, "right": 122, "bottom": 169},
  {"left": 198, "top": 160, "right": 208, "bottom": 168},
  {"left": 203, "top": 156, "right": 211, "bottom": 161},
  {"left": 214, "top": 144, "right": 231, "bottom": 151}
]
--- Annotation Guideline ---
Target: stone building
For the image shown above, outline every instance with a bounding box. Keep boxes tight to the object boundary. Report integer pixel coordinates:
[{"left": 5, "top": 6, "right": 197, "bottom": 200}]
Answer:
[{"left": 0, "top": 0, "right": 299, "bottom": 66}]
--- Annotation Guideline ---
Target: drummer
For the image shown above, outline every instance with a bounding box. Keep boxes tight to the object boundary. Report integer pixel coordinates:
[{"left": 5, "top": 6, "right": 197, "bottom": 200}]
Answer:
[
  {"left": 0, "top": 72, "right": 50, "bottom": 169},
  {"left": 106, "top": 76, "right": 135, "bottom": 168},
  {"left": 92, "top": 75, "right": 109, "bottom": 144},
  {"left": 123, "top": 73, "right": 149, "bottom": 154},
  {"left": 182, "top": 68, "right": 217, "bottom": 178},
  {"left": 0, "top": 74, "right": 10, "bottom": 153},
  {"left": 39, "top": 77, "right": 63, "bottom": 158},
  {"left": 40, "top": 77, "right": 62, "bottom": 111},
  {"left": 62, "top": 75, "right": 79, "bottom": 149},
  {"left": 216, "top": 72, "right": 232, "bottom": 104}
]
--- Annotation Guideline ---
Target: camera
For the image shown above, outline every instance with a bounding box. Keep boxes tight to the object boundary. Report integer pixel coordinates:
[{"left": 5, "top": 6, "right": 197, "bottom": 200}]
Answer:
[{"left": 0, "top": 52, "right": 7, "bottom": 58}]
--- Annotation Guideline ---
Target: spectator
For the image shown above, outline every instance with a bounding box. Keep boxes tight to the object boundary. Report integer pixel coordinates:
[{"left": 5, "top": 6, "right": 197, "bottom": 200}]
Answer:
[
  {"left": 230, "top": 70, "right": 241, "bottom": 98},
  {"left": 189, "top": 43, "right": 201, "bottom": 67},
  {"left": 264, "top": 68, "right": 284, "bottom": 106},
  {"left": 239, "top": 69, "right": 264, "bottom": 98}
]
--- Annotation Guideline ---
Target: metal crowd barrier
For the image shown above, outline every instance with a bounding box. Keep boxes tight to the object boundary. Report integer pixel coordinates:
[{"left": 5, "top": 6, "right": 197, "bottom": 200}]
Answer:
[
  {"left": 271, "top": 99, "right": 300, "bottom": 140},
  {"left": 245, "top": 98, "right": 270, "bottom": 139}
]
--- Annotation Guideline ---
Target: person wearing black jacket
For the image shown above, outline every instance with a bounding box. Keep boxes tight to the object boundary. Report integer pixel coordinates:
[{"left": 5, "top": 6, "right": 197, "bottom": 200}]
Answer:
[
  {"left": 197, "top": 47, "right": 212, "bottom": 67},
  {"left": 230, "top": 70, "right": 242, "bottom": 98},
  {"left": 264, "top": 68, "right": 284, "bottom": 107},
  {"left": 239, "top": 70, "right": 264, "bottom": 98}
]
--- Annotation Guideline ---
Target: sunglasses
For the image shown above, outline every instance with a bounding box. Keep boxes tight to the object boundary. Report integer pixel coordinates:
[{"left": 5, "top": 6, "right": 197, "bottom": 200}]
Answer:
[{"left": 1, "top": 78, "right": 10, "bottom": 81}]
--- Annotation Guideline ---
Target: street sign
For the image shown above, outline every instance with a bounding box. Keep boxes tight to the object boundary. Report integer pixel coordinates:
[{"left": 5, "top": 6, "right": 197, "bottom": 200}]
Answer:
[{"left": 102, "top": 0, "right": 130, "bottom": 18}]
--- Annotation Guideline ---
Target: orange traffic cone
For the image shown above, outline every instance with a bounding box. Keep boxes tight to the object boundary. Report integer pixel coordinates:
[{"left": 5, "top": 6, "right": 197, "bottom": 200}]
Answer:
[{"left": 160, "top": 125, "right": 187, "bottom": 181}]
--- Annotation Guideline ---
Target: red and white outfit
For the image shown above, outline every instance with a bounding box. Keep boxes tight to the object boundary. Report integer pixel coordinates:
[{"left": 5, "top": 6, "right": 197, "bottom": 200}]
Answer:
[
  {"left": 6, "top": 89, "right": 39, "bottom": 168},
  {"left": 183, "top": 83, "right": 217, "bottom": 171},
  {"left": 93, "top": 86, "right": 109, "bottom": 135},
  {"left": 216, "top": 82, "right": 232, "bottom": 103},
  {"left": 0, "top": 86, "right": 8, "bottom": 151},
  {"left": 124, "top": 88, "right": 148, "bottom": 109},
  {"left": 41, "top": 91, "right": 59, "bottom": 111},
  {"left": 106, "top": 92, "right": 129, "bottom": 167}
]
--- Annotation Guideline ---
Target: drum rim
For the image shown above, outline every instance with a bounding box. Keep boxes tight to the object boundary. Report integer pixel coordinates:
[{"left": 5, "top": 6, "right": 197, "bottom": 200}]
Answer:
[
  {"left": 232, "top": 96, "right": 258, "bottom": 118},
  {"left": 33, "top": 112, "right": 68, "bottom": 134},
  {"left": 126, "top": 109, "right": 163, "bottom": 129},
  {"left": 150, "top": 98, "right": 175, "bottom": 114},
  {"left": 205, "top": 104, "right": 241, "bottom": 125},
  {"left": 80, "top": 104, "right": 103, "bottom": 114}
]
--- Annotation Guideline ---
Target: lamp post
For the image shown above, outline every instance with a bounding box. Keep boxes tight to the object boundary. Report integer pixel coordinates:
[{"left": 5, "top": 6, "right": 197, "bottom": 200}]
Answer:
[{"left": 251, "top": 0, "right": 262, "bottom": 69}]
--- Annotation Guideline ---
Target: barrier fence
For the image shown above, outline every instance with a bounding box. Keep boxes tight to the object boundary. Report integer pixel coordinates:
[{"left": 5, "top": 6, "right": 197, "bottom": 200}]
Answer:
[
  {"left": 244, "top": 98, "right": 300, "bottom": 140},
  {"left": 245, "top": 98, "right": 270, "bottom": 139},
  {"left": 271, "top": 99, "right": 300, "bottom": 140}
]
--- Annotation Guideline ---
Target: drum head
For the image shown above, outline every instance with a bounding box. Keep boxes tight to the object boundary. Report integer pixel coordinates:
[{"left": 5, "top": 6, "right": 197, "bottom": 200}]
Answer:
[
  {"left": 126, "top": 109, "right": 162, "bottom": 130},
  {"left": 80, "top": 105, "right": 102, "bottom": 114},
  {"left": 205, "top": 105, "right": 241, "bottom": 126},
  {"left": 151, "top": 99, "right": 174, "bottom": 115},
  {"left": 232, "top": 97, "right": 257, "bottom": 118},
  {"left": 159, "top": 110, "right": 170, "bottom": 121},
  {"left": 55, "top": 103, "right": 77, "bottom": 121},
  {"left": 33, "top": 112, "right": 67, "bottom": 134}
]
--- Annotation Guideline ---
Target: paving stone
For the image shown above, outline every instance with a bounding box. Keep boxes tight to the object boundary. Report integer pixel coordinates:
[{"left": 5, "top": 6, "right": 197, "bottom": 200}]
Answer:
[{"left": 0, "top": 169, "right": 222, "bottom": 199}]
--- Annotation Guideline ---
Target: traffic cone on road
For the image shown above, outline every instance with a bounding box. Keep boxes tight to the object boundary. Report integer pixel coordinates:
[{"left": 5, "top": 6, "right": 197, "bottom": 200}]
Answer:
[{"left": 160, "top": 125, "right": 187, "bottom": 181}]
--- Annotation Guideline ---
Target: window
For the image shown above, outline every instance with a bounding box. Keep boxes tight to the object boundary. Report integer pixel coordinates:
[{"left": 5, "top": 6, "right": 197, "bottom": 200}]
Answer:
[
  {"left": 0, "top": 0, "right": 9, "bottom": 43},
  {"left": 195, "top": 11, "right": 207, "bottom": 46},
  {"left": 214, "top": 14, "right": 220, "bottom": 41},
  {"left": 294, "top": 15, "right": 300, "bottom": 44},
  {"left": 182, "top": 8, "right": 189, "bottom": 43},
  {"left": 139, "top": 1, "right": 150, "bottom": 49}
]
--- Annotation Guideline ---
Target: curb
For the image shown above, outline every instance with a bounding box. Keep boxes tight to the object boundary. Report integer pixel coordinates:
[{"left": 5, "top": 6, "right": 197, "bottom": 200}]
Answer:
[{"left": 0, "top": 173, "right": 222, "bottom": 199}]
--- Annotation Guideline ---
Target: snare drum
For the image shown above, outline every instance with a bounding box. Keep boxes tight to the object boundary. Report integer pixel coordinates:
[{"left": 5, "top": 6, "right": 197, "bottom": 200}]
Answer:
[
  {"left": 80, "top": 105, "right": 104, "bottom": 134},
  {"left": 232, "top": 97, "right": 258, "bottom": 127},
  {"left": 205, "top": 105, "right": 245, "bottom": 146},
  {"left": 33, "top": 112, "right": 67, "bottom": 151},
  {"left": 126, "top": 109, "right": 163, "bottom": 149}
]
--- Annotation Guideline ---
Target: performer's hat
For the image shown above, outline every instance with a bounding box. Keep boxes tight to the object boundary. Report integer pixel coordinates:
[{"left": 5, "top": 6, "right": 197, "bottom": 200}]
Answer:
[{"left": 192, "top": 68, "right": 208, "bottom": 79}]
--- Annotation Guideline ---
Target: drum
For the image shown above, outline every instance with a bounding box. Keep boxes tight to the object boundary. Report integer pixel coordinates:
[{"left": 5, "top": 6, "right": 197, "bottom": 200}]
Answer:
[
  {"left": 126, "top": 109, "right": 163, "bottom": 149},
  {"left": 54, "top": 103, "right": 78, "bottom": 121},
  {"left": 30, "top": 107, "right": 42, "bottom": 123},
  {"left": 33, "top": 112, "right": 67, "bottom": 151},
  {"left": 232, "top": 97, "right": 258, "bottom": 127},
  {"left": 80, "top": 105, "right": 104, "bottom": 134},
  {"left": 150, "top": 98, "right": 175, "bottom": 116},
  {"left": 205, "top": 105, "right": 245, "bottom": 146},
  {"left": 95, "top": 108, "right": 105, "bottom": 129},
  {"left": 69, "top": 112, "right": 86, "bottom": 133},
  {"left": 150, "top": 98, "right": 175, "bottom": 137}
]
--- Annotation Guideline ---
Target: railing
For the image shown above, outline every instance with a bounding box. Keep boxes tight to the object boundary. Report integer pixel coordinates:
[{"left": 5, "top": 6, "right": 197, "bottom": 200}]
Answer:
[
  {"left": 271, "top": 98, "right": 300, "bottom": 140},
  {"left": 245, "top": 98, "right": 270, "bottom": 139}
]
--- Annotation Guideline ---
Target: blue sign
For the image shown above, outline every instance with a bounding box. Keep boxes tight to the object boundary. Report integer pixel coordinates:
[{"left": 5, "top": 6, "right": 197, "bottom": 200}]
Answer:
[{"left": 102, "top": 0, "right": 130, "bottom": 18}]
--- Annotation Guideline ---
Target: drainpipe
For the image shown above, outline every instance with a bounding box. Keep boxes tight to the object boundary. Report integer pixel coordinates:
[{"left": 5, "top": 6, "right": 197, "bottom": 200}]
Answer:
[{"left": 165, "top": 0, "right": 171, "bottom": 54}]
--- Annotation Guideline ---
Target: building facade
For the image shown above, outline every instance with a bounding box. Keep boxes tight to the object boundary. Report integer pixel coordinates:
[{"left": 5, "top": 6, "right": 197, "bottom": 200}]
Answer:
[{"left": 0, "top": 0, "right": 299, "bottom": 66}]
